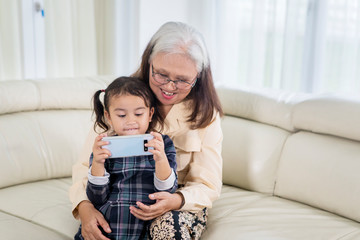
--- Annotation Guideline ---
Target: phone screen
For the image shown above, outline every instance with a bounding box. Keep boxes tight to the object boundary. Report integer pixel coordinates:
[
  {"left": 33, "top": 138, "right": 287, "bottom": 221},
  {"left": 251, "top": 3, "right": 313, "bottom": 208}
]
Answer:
[{"left": 102, "top": 134, "right": 154, "bottom": 158}]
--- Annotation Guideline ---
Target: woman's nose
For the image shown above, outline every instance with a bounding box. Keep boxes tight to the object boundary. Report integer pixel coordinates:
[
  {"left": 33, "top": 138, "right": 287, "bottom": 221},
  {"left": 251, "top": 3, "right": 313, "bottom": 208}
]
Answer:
[{"left": 163, "top": 80, "right": 177, "bottom": 90}]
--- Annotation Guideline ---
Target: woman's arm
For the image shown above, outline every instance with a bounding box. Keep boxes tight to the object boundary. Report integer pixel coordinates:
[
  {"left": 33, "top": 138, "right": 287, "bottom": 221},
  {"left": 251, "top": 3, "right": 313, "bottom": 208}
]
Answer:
[
  {"left": 177, "top": 113, "right": 223, "bottom": 211},
  {"left": 129, "top": 191, "right": 183, "bottom": 221},
  {"left": 130, "top": 113, "right": 223, "bottom": 219},
  {"left": 69, "top": 129, "right": 96, "bottom": 218},
  {"left": 69, "top": 129, "right": 112, "bottom": 239}
]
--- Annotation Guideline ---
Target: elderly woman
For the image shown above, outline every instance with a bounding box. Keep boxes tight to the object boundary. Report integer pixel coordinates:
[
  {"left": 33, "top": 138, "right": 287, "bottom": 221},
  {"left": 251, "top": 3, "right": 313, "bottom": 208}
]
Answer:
[{"left": 70, "top": 21, "right": 223, "bottom": 240}]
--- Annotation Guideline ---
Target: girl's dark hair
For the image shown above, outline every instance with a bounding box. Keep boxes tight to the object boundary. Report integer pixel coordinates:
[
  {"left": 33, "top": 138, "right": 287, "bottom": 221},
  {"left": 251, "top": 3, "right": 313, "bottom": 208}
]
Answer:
[
  {"left": 132, "top": 22, "right": 223, "bottom": 129},
  {"left": 93, "top": 76, "right": 159, "bottom": 133}
]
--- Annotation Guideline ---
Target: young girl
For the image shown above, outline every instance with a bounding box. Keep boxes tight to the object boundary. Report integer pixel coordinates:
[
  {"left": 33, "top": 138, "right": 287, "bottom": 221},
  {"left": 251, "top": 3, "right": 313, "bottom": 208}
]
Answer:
[{"left": 74, "top": 76, "right": 177, "bottom": 240}]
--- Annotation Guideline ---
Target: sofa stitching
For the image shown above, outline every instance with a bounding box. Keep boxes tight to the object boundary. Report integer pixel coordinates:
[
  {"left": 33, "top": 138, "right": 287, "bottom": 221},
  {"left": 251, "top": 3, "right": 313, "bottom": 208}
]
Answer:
[
  {"left": 271, "top": 132, "right": 292, "bottom": 197},
  {"left": 0, "top": 208, "right": 72, "bottom": 239},
  {"left": 337, "top": 229, "right": 359, "bottom": 239}
]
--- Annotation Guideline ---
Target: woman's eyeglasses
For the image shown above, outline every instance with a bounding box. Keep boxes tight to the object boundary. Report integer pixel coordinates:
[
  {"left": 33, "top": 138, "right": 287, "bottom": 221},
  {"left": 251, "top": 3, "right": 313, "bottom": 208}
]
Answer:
[{"left": 151, "top": 64, "right": 197, "bottom": 90}]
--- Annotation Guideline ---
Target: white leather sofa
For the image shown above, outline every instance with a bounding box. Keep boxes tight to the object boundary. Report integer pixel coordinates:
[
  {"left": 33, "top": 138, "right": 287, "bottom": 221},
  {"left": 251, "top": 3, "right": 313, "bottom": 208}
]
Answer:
[{"left": 1, "top": 76, "right": 359, "bottom": 240}]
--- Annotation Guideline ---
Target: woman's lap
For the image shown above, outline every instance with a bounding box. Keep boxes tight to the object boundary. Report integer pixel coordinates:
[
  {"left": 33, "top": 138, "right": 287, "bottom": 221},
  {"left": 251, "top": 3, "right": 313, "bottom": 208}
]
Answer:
[
  {"left": 75, "top": 208, "right": 208, "bottom": 240},
  {"left": 149, "top": 208, "right": 208, "bottom": 240}
]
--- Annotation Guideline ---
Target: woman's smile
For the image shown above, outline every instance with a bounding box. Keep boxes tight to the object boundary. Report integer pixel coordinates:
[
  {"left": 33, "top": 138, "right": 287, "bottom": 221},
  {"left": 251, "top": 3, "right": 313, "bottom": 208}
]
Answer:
[{"left": 161, "top": 89, "right": 176, "bottom": 99}]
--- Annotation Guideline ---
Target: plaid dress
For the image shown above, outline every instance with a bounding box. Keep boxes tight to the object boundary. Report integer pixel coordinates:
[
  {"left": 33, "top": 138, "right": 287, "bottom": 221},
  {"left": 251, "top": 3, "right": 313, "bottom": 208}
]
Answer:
[{"left": 75, "top": 135, "right": 177, "bottom": 240}]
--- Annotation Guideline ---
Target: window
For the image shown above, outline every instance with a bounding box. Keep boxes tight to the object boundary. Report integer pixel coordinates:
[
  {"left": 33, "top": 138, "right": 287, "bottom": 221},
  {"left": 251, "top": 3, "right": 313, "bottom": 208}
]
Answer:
[
  {"left": 214, "top": 0, "right": 360, "bottom": 95},
  {"left": 21, "top": 0, "right": 46, "bottom": 79}
]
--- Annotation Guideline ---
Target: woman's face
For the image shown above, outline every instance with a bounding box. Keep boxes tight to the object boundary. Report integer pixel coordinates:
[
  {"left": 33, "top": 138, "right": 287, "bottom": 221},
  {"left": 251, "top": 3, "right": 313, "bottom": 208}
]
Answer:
[{"left": 149, "top": 52, "right": 198, "bottom": 108}]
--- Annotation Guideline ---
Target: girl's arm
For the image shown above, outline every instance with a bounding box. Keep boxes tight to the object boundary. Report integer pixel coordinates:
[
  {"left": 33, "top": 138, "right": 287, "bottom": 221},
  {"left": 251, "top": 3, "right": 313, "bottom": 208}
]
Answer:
[
  {"left": 90, "top": 133, "right": 110, "bottom": 176},
  {"left": 86, "top": 153, "right": 111, "bottom": 206},
  {"left": 147, "top": 132, "right": 177, "bottom": 193},
  {"left": 86, "top": 134, "right": 112, "bottom": 206}
]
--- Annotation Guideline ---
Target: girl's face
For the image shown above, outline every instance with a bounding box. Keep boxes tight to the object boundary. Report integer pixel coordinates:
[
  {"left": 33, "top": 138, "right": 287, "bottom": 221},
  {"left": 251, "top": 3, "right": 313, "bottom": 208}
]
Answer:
[
  {"left": 149, "top": 52, "right": 198, "bottom": 108},
  {"left": 105, "top": 94, "right": 154, "bottom": 136}
]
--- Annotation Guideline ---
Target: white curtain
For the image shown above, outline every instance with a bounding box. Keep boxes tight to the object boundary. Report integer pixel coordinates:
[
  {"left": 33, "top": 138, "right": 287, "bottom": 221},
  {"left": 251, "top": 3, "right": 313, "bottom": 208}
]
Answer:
[
  {"left": 1, "top": 0, "right": 359, "bottom": 95},
  {"left": 0, "top": 0, "right": 23, "bottom": 80},
  {"left": 0, "top": 0, "right": 139, "bottom": 81},
  {"left": 0, "top": 0, "right": 99, "bottom": 80},
  {"left": 94, "top": 0, "right": 140, "bottom": 77},
  {"left": 214, "top": 0, "right": 309, "bottom": 91},
  {"left": 42, "top": 0, "right": 140, "bottom": 78},
  {"left": 43, "top": 0, "right": 97, "bottom": 78},
  {"left": 318, "top": 0, "right": 360, "bottom": 94},
  {"left": 213, "top": 0, "right": 360, "bottom": 95}
]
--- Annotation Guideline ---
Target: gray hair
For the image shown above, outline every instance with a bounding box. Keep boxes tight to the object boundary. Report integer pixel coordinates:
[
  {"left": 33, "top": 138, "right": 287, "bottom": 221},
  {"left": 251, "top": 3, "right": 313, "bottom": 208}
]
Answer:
[{"left": 148, "top": 22, "right": 209, "bottom": 73}]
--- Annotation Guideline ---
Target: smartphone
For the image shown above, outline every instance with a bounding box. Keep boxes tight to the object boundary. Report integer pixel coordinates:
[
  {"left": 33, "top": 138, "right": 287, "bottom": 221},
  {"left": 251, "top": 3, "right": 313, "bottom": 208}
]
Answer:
[{"left": 102, "top": 134, "right": 154, "bottom": 158}]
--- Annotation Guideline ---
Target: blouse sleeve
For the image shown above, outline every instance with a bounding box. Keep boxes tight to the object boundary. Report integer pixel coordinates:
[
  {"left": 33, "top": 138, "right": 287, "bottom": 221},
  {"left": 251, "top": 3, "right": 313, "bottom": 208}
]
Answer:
[
  {"left": 86, "top": 178, "right": 110, "bottom": 207},
  {"left": 86, "top": 153, "right": 111, "bottom": 206},
  {"left": 177, "top": 113, "right": 223, "bottom": 211}
]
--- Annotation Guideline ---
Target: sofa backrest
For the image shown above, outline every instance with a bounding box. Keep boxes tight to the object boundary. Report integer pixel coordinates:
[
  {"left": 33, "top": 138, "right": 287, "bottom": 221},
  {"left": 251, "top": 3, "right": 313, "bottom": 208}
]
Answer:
[
  {"left": 217, "top": 86, "right": 303, "bottom": 194},
  {"left": 0, "top": 76, "right": 113, "bottom": 188},
  {"left": 218, "top": 86, "right": 360, "bottom": 222},
  {"left": 275, "top": 96, "right": 360, "bottom": 222}
]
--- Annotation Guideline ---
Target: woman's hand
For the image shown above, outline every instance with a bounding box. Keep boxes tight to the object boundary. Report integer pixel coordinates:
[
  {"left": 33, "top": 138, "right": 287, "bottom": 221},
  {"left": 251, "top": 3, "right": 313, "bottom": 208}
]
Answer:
[
  {"left": 129, "top": 192, "right": 183, "bottom": 221},
  {"left": 78, "top": 201, "right": 111, "bottom": 240}
]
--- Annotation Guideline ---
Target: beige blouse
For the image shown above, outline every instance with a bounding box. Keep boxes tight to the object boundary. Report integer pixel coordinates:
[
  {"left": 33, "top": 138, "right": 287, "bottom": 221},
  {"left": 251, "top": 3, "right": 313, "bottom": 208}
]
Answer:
[{"left": 69, "top": 101, "right": 223, "bottom": 218}]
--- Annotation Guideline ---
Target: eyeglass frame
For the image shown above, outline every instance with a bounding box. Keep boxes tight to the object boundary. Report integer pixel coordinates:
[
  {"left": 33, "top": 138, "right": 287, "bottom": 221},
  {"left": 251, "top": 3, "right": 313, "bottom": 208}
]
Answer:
[{"left": 151, "top": 64, "right": 198, "bottom": 90}]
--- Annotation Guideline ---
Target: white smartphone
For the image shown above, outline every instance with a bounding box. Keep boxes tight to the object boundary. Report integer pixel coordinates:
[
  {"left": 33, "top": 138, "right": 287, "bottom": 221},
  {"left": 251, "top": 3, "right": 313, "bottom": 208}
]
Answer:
[{"left": 102, "top": 134, "right": 154, "bottom": 158}]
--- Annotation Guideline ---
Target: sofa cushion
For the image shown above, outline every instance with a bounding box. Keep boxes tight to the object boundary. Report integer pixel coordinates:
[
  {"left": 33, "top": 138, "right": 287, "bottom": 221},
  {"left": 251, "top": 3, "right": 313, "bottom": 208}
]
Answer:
[
  {"left": 0, "top": 76, "right": 114, "bottom": 115},
  {"left": 221, "top": 115, "right": 290, "bottom": 194},
  {"left": 0, "top": 211, "right": 69, "bottom": 240},
  {"left": 217, "top": 86, "right": 308, "bottom": 132},
  {"left": 0, "top": 81, "right": 38, "bottom": 114},
  {"left": 274, "top": 131, "right": 360, "bottom": 222},
  {"left": 0, "top": 178, "right": 79, "bottom": 239},
  {"left": 203, "top": 185, "right": 360, "bottom": 240},
  {"left": 293, "top": 96, "right": 360, "bottom": 142},
  {"left": 0, "top": 110, "right": 92, "bottom": 188}
]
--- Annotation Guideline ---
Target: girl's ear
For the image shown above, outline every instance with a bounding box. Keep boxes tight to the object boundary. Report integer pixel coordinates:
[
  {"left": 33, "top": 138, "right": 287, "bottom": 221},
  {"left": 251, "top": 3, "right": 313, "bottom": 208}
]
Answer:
[{"left": 149, "top": 107, "right": 155, "bottom": 122}]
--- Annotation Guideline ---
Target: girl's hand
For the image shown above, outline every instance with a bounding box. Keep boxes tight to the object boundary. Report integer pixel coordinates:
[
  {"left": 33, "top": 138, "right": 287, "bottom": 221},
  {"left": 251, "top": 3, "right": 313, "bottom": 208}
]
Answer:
[
  {"left": 129, "top": 192, "right": 183, "bottom": 221},
  {"left": 91, "top": 133, "right": 111, "bottom": 176},
  {"left": 147, "top": 132, "right": 167, "bottom": 162},
  {"left": 92, "top": 133, "right": 111, "bottom": 164},
  {"left": 147, "top": 132, "right": 172, "bottom": 180}
]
